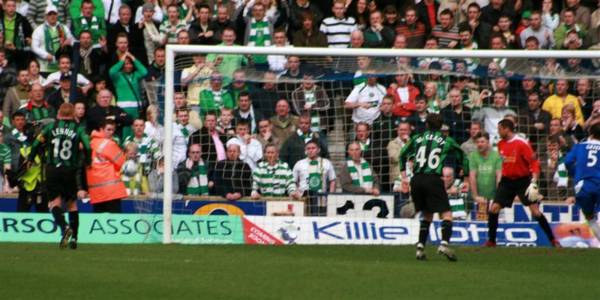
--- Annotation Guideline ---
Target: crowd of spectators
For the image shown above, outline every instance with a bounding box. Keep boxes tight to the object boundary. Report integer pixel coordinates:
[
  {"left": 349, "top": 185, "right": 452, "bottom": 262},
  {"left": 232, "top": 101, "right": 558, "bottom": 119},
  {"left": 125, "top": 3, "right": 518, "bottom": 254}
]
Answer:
[{"left": 1, "top": 0, "right": 600, "bottom": 213}]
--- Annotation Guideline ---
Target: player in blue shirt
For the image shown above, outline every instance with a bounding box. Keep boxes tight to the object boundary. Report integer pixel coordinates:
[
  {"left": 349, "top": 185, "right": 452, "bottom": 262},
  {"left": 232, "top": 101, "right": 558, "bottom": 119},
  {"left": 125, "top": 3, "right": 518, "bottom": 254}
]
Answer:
[{"left": 563, "top": 123, "right": 600, "bottom": 242}]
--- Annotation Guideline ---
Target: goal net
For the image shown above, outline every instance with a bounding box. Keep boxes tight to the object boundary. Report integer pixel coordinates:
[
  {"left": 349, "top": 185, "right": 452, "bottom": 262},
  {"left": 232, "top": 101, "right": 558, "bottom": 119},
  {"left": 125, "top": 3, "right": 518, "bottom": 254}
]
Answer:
[{"left": 158, "top": 45, "right": 600, "bottom": 245}]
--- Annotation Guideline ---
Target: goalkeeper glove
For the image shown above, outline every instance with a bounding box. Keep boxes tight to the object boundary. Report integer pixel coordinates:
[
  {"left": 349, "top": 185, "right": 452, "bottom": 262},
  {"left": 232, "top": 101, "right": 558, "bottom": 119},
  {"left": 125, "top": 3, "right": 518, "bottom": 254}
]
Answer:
[{"left": 524, "top": 179, "right": 543, "bottom": 203}]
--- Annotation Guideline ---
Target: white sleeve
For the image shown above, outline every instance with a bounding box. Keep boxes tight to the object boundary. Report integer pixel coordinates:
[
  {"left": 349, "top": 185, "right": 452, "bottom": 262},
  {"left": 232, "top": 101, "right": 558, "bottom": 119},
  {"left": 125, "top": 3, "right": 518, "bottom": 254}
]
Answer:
[
  {"left": 152, "top": 7, "right": 163, "bottom": 23},
  {"left": 43, "top": 72, "right": 59, "bottom": 87},
  {"left": 77, "top": 74, "right": 91, "bottom": 86},
  {"left": 248, "top": 140, "right": 263, "bottom": 162},
  {"left": 31, "top": 27, "right": 50, "bottom": 59},
  {"left": 63, "top": 26, "right": 74, "bottom": 43},
  {"left": 325, "top": 159, "right": 336, "bottom": 180},
  {"left": 345, "top": 86, "right": 360, "bottom": 104},
  {"left": 319, "top": 19, "right": 327, "bottom": 34},
  {"left": 134, "top": 7, "right": 143, "bottom": 24}
]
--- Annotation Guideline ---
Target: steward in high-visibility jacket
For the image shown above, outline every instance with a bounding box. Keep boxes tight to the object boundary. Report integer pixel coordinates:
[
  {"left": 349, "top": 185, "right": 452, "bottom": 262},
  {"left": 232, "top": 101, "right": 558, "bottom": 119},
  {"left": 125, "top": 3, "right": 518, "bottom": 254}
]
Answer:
[{"left": 86, "top": 121, "right": 128, "bottom": 212}]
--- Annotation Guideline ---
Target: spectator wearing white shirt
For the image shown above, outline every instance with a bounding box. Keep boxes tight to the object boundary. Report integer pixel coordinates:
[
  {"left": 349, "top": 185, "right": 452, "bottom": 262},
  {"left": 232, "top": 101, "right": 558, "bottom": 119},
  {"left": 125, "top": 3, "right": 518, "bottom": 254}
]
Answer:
[
  {"left": 134, "top": 0, "right": 163, "bottom": 24},
  {"left": 31, "top": 5, "right": 74, "bottom": 73},
  {"left": 103, "top": 0, "right": 122, "bottom": 24},
  {"left": 42, "top": 55, "right": 93, "bottom": 93},
  {"left": 519, "top": 11, "right": 555, "bottom": 49},
  {"left": 292, "top": 140, "right": 336, "bottom": 216},
  {"left": 226, "top": 120, "right": 263, "bottom": 170},
  {"left": 173, "top": 108, "right": 197, "bottom": 169},
  {"left": 344, "top": 70, "right": 386, "bottom": 125},
  {"left": 319, "top": 0, "right": 357, "bottom": 48},
  {"left": 267, "top": 29, "right": 290, "bottom": 73}
]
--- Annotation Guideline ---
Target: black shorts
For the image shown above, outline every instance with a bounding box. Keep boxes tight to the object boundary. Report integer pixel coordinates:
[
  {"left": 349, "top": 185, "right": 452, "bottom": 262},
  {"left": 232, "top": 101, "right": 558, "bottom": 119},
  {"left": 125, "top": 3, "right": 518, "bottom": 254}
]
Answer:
[
  {"left": 495, "top": 176, "right": 534, "bottom": 208},
  {"left": 410, "top": 174, "right": 450, "bottom": 213},
  {"left": 45, "top": 166, "right": 78, "bottom": 201}
]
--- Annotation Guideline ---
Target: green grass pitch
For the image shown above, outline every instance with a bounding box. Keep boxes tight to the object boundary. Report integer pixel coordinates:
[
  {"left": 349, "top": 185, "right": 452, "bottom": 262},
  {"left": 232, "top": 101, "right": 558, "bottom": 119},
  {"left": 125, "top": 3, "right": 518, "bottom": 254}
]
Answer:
[{"left": 1, "top": 244, "right": 598, "bottom": 299}]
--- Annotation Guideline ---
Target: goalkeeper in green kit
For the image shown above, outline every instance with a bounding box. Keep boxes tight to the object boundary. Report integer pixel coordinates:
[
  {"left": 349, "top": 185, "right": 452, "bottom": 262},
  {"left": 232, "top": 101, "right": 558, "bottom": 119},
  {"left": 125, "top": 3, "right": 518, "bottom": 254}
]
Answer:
[
  {"left": 28, "top": 103, "right": 91, "bottom": 249},
  {"left": 399, "top": 114, "right": 468, "bottom": 261}
]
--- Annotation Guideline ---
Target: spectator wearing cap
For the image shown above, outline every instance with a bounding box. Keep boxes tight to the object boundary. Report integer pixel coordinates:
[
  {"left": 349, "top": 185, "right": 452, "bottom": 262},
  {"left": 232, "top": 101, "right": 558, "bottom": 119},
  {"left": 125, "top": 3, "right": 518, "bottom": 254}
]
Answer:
[
  {"left": 43, "top": 55, "right": 93, "bottom": 94},
  {"left": 554, "top": 8, "right": 587, "bottom": 49},
  {"left": 31, "top": 5, "right": 74, "bottom": 73},
  {"left": 72, "top": 0, "right": 107, "bottom": 47},
  {"left": 395, "top": 7, "right": 427, "bottom": 49},
  {"left": 27, "top": 1, "right": 69, "bottom": 28},
  {"left": 139, "top": 3, "right": 162, "bottom": 62},
  {"left": 47, "top": 72, "right": 85, "bottom": 111},
  {"left": 519, "top": 10, "right": 555, "bottom": 49},
  {"left": 0, "top": 0, "right": 33, "bottom": 70},
  {"left": 199, "top": 73, "right": 235, "bottom": 117},
  {"left": 3, "top": 69, "right": 30, "bottom": 124},
  {"left": 458, "top": 2, "right": 492, "bottom": 49}
]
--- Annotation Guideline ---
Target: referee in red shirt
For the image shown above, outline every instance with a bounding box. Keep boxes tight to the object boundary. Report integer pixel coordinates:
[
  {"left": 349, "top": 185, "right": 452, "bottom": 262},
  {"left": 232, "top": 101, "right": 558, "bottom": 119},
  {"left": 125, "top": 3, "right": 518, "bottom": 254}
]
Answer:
[{"left": 485, "top": 119, "right": 558, "bottom": 247}]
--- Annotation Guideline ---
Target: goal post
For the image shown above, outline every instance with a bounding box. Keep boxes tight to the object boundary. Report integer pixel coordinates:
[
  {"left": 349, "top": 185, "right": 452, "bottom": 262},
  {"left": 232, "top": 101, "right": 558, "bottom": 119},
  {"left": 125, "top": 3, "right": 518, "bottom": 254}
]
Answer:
[{"left": 163, "top": 45, "right": 600, "bottom": 244}]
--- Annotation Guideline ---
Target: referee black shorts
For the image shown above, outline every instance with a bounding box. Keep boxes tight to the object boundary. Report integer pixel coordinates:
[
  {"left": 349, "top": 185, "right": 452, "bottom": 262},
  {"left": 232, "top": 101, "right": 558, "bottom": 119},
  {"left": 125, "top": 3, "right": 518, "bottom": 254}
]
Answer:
[
  {"left": 410, "top": 174, "right": 450, "bottom": 213},
  {"left": 45, "top": 165, "right": 78, "bottom": 202},
  {"left": 495, "top": 176, "right": 534, "bottom": 208}
]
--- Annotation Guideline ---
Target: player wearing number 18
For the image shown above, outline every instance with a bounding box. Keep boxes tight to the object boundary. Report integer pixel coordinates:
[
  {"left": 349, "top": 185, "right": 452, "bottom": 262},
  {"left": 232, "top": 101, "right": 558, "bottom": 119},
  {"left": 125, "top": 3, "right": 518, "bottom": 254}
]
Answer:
[
  {"left": 28, "top": 103, "right": 91, "bottom": 249},
  {"left": 399, "top": 114, "right": 468, "bottom": 261}
]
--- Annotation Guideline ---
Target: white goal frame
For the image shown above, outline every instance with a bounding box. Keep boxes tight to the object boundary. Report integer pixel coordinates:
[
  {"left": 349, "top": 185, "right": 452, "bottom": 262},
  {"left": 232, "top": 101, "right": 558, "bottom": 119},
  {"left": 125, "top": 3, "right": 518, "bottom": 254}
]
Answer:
[{"left": 163, "top": 45, "right": 600, "bottom": 244}]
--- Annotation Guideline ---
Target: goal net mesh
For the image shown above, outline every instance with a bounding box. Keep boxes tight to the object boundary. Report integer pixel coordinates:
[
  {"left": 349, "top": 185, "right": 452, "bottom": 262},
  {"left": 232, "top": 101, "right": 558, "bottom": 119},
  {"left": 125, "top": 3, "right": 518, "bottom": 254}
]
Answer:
[{"left": 150, "top": 46, "right": 600, "bottom": 243}]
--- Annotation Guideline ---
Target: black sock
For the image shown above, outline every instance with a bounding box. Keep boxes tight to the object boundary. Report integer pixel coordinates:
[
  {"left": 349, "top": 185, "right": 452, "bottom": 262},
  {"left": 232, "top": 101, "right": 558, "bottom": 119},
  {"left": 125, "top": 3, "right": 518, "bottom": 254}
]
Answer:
[
  {"left": 68, "top": 211, "right": 79, "bottom": 240},
  {"left": 441, "top": 220, "right": 452, "bottom": 244},
  {"left": 418, "top": 220, "right": 431, "bottom": 246},
  {"left": 488, "top": 212, "right": 499, "bottom": 243},
  {"left": 51, "top": 207, "right": 66, "bottom": 233},
  {"left": 535, "top": 214, "right": 555, "bottom": 242}
]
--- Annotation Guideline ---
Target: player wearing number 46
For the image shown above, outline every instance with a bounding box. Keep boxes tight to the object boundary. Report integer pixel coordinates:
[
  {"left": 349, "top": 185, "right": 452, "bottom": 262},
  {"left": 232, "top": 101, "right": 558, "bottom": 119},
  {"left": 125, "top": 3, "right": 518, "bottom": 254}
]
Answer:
[
  {"left": 399, "top": 113, "right": 467, "bottom": 261},
  {"left": 563, "top": 123, "right": 600, "bottom": 243},
  {"left": 486, "top": 119, "right": 559, "bottom": 247},
  {"left": 28, "top": 103, "right": 91, "bottom": 249}
]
